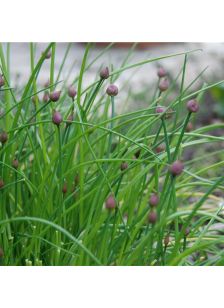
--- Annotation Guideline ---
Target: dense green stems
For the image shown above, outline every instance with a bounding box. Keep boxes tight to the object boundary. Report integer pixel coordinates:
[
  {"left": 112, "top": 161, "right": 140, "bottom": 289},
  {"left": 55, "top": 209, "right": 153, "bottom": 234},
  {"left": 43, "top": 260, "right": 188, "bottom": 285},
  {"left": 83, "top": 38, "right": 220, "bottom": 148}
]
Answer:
[
  {"left": 161, "top": 117, "right": 171, "bottom": 163},
  {"left": 57, "top": 126, "right": 64, "bottom": 224},
  {"left": 108, "top": 96, "right": 115, "bottom": 156},
  {"left": 172, "top": 111, "right": 191, "bottom": 161},
  {"left": 50, "top": 43, "right": 56, "bottom": 90}
]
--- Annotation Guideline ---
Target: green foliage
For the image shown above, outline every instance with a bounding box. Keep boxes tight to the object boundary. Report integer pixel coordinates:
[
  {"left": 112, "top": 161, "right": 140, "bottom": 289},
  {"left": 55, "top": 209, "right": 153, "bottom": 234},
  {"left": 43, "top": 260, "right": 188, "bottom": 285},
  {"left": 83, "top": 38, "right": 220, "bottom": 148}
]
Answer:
[{"left": 0, "top": 43, "right": 224, "bottom": 266}]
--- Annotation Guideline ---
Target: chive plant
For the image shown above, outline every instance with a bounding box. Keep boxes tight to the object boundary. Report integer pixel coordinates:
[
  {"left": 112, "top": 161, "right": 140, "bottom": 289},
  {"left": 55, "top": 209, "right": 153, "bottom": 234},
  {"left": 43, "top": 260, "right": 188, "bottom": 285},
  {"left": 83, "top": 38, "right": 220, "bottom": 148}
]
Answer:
[{"left": 0, "top": 42, "right": 224, "bottom": 266}]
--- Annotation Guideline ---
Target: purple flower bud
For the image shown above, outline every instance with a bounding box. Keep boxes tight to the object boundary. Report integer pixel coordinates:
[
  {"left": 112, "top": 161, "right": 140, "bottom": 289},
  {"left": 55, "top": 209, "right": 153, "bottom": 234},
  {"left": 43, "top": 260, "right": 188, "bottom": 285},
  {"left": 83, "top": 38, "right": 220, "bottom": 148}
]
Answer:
[
  {"left": 157, "top": 67, "right": 166, "bottom": 78},
  {"left": 52, "top": 111, "right": 63, "bottom": 126},
  {"left": 187, "top": 99, "right": 199, "bottom": 113},
  {"left": 149, "top": 193, "right": 159, "bottom": 207},
  {"left": 68, "top": 86, "right": 77, "bottom": 99},
  {"left": 156, "top": 105, "right": 165, "bottom": 114},
  {"left": 105, "top": 194, "right": 116, "bottom": 210},
  {"left": 100, "top": 67, "right": 109, "bottom": 80},
  {"left": 0, "top": 74, "right": 5, "bottom": 87},
  {"left": 148, "top": 211, "right": 157, "bottom": 224},
  {"left": 159, "top": 78, "right": 169, "bottom": 92},
  {"left": 0, "top": 131, "right": 8, "bottom": 144},
  {"left": 12, "top": 159, "right": 19, "bottom": 169},
  {"left": 0, "top": 179, "right": 4, "bottom": 190},
  {"left": 43, "top": 91, "right": 49, "bottom": 103},
  {"left": 49, "top": 91, "right": 61, "bottom": 102},
  {"left": 0, "top": 247, "right": 3, "bottom": 258},
  {"left": 120, "top": 162, "right": 128, "bottom": 171},
  {"left": 106, "top": 84, "right": 118, "bottom": 96},
  {"left": 170, "top": 160, "right": 184, "bottom": 176}
]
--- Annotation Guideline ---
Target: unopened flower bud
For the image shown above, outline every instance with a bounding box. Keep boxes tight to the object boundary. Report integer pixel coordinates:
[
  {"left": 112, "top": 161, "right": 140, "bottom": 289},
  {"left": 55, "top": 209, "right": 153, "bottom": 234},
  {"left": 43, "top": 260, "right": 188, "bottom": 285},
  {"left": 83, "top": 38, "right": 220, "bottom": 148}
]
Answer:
[
  {"left": 159, "top": 78, "right": 169, "bottom": 92},
  {"left": 105, "top": 194, "right": 116, "bottom": 210},
  {"left": 106, "top": 84, "right": 118, "bottom": 96},
  {"left": 187, "top": 99, "right": 199, "bottom": 113},
  {"left": 156, "top": 105, "right": 165, "bottom": 114},
  {"left": 52, "top": 110, "right": 63, "bottom": 126},
  {"left": 170, "top": 160, "right": 184, "bottom": 176},
  {"left": 68, "top": 86, "right": 77, "bottom": 99},
  {"left": 49, "top": 91, "right": 61, "bottom": 102},
  {"left": 149, "top": 193, "right": 159, "bottom": 207},
  {"left": 100, "top": 67, "right": 109, "bottom": 80},
  {"left": 157, "top": 67, "right": 166, "bottom": 78},
  {"left": 148, "top": 211, "right": 157, "bottom": 224}
]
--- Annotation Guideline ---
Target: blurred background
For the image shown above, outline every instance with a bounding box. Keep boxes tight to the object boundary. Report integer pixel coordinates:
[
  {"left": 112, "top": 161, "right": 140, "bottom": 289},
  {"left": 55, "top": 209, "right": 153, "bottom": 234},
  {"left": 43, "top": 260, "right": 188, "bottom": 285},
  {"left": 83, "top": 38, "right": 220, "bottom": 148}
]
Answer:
[{"left": 5, "top": 42, "right": 224, "bottom": 122}]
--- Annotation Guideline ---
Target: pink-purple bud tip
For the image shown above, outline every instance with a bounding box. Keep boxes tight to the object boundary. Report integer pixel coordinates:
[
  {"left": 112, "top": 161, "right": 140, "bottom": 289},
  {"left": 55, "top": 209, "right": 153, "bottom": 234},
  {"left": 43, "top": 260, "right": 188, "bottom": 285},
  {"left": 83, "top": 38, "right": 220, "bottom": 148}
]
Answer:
[
  {"left": 187, "top": 99, "right": 199, "bottom": 113},
  {"left": 148, "top": 211, "right": 157, "bottom": 224},
  {"left": 105, "top": 194, "right": 116, "bottom": 210},
  {"left": 157, "top": 67, "right": 166, "bottom": 78},
  {"left": 149, "top": 193, "right": 159, "bottom": 207},
  {"left": 68, "top": 86, "right": 77, "bottom": 99},
  {"left": 159, "top": 78, "right": 169, "bottom": 92},
  {"left": 106, "top": 84, "right": 118, "bottom": 96},
  {"left": 156, "top": 106, "right": 165, "bottom": 114},
  {"left": 100, "top": 67, "right": 109, "bottom": 80},
  {"left": 49, "top": 91, "right": 61, "bottom": 102},
  {"left": 170, "top": 160, "right": 184, "bottom": 176},
  {"left": 52, "top": 111, "right": 63, "bottom": 126}
]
